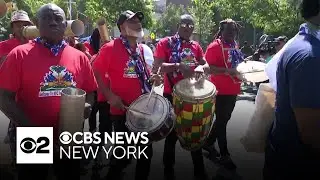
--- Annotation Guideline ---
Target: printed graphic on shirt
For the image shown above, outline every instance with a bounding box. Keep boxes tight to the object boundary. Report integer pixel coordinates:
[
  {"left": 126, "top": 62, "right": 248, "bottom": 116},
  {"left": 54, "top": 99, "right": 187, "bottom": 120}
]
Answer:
[
  {"left": 39, "top": 65, "right": 77, "bottom": 97},
  {"left": 180, "top": 48, "right": 196, "bottom": 66},
  {"left": 123, "top": 59, "right": 138, "bottom": 78}
]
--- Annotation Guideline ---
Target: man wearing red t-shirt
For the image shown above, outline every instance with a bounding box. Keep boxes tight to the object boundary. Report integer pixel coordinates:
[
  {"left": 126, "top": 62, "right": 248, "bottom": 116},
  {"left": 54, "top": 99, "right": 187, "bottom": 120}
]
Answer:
[
  {"left": 0, "top": 10, "right": 33, "bottom": 65},
  {"left": 93, "top": 10, "right": 161, "bottom": 180},
  {"left": 1, "top": 10, "right": 33, "bottom": 160},
  {"left": 153, "top": 14, "right": 210, "bottom": 180},
  {"left": 0, "top": 4, "right": 97, "bottom": 179},
  {"left": 204, "top": 19, "right": 244, "bottom": 170}
]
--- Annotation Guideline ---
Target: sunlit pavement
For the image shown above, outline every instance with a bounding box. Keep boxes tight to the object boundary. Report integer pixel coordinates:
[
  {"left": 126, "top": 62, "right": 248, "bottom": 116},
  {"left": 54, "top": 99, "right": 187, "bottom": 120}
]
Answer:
[{"left": 0, "top": 86, "right": 264, "bottom": 180}]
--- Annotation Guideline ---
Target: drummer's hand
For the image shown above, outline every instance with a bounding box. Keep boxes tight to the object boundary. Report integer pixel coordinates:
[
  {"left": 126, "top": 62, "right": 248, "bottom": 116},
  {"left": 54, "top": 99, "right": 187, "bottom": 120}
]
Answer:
[
  {"left": 194, "top": 65, "right": 204, "bottom": 80},
  {"left": 179, "top": 63, "right": 194, "bottom": 78},
  {"left": 108, "top": 94, "right": 125, "bottom": 110},
  {"left": 149, "top": 74, "right": 163, "bottom": 86},
  {"left": 84, "top": 103, "right": 92, "bottom": 119},
  {"left": 226, "top": 68, "right": 241, "bottom": 77}
]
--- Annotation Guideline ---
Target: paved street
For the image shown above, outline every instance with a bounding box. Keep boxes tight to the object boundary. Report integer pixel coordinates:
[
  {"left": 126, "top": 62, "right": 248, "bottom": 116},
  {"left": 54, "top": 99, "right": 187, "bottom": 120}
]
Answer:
[{"left": 0, "top": 87, "right": 264, "bottom": 180}]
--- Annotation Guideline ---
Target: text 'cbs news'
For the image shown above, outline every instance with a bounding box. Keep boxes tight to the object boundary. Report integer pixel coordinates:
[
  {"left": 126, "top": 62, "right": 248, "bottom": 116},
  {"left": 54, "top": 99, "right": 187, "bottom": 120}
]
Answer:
[{"left": 16, "top": 127, "right": 149, "bottom": 164}]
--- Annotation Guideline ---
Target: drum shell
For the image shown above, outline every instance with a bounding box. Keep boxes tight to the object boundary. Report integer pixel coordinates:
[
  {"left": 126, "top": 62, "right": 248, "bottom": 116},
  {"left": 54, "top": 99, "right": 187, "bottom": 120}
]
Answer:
[
  {"left": 65, "top": 20, "right": 85, "bottom": 37},
  {"left": 98, "top": 24, "right": 110, "bottom": 42},
  {"left": 22, "top": 26, "right": 39, "bottom": 39},
  {"left": 146, "top": 106, "right": 175, "bottom": 143},
  {"left": 0, "top": 0, "right": 7, "bottom": 18},
  {"left": 59, "top": 88, "right": 86, "bottom": 137},
  {"left": 240, "top": 83, "right": 275, "bottom": 153},
  {"left": 173, "top": 89, "right": 216, "bottom": 151},
  {"left": 125, "top": 93, "right": 175, "bottom": 144}
]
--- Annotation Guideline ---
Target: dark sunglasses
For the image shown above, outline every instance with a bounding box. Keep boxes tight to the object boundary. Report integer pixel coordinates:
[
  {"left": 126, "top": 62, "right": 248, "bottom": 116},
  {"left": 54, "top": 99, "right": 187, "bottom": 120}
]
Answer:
[{"left": 180, "top": 23, "right": 194, "bottom": 29}]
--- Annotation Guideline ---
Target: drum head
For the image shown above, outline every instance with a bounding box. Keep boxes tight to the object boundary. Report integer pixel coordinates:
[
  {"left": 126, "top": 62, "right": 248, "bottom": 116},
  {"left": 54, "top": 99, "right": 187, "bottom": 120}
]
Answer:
[
  {"left": 174, "top": 78, "right": 216, "bottom": 100},
  {"left": 237, "top": 61, "right": 268, "bottom": 83},
  {"left": 126, "top": 93, "right": 169, "bottom": 133}
]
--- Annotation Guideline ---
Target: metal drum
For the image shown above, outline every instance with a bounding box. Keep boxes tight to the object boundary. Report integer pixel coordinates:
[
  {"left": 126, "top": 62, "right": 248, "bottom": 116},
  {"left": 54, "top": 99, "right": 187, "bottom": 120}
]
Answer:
[
  {"left": 126, "top": 93, "right": 175, "bottom": 144},
  {"left": 173, "top": 78, "right": 217, "bottom": 151},
  {"left": 59, "top": 87, "right": 86, "bottom": 136}
]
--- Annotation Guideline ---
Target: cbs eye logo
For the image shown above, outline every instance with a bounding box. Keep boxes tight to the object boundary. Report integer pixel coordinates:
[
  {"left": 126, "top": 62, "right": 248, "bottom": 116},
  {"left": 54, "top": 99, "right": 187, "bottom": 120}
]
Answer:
[
  {"left": 20, "top": 137, "right": 50, "bottom": 154},
  {"left": 59, "top": 132, "right": 72, "bottom": 145}
]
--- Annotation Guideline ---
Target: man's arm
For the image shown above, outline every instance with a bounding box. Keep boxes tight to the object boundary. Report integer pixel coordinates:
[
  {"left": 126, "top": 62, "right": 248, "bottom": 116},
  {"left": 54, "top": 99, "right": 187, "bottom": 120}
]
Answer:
[
  {"left": 78, "top": 54, "right": 99, "bottom": 119},
  {"left": 92, "top": 45, "right": 115, "bottom": 101},
  {"left": 288, "top": 56, "right": 320, "bottom": 154},
  {"left": 0, "top": 50, "right": 32, "bottom": 126},
  {"left": 93, "top": 70, "right": 113, "bottom": 100},
  {"left": 152, "top": 58, "right": 179, "bottom": 74},
  {"left": 0, "top": 89, "right": 32, "bottom": 126}
]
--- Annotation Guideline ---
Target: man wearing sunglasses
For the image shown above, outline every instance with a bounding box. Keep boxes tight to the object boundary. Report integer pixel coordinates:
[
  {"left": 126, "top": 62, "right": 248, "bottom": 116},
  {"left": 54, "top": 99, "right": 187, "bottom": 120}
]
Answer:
[{"left": 153, "top": 14, "right": 210, "bottom": 180}]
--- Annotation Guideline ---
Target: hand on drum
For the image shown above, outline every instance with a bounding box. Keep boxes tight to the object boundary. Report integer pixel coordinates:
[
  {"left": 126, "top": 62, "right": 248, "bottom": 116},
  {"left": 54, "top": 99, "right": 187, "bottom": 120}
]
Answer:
[
  {"left": 226, "top": 68, "right": 247, "bottom": 82},
  {"left": 179, "top": 63, "right": 194, "bottom": 78},
  {"left": 149, "top": 74, "right": 163, "bottom": 86},
  {"left": 194, "top": 64, "right": 210, "bottom": 80},
  {"left": 108, "top": 93, "right": 126, "bottom": 110},
  {"left": 226, "top": 68, "right": 241, "bottom": 77}
]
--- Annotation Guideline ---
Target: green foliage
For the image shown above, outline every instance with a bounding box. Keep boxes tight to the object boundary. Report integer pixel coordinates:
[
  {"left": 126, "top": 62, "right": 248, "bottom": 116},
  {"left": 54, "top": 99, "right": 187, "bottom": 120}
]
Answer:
[
  {"left": 84, "top": 0, "right": 154, "bottom": 29},
  {"left": 213, "top": 0, "right": 304, "bottom": 37},
  {"left": 0, "top": 11, "right": 11, "bottom": 40},
  {"left": 151, "top": 3, "right": 186, "bottom": 37},
  {"left": 188, "top": 0, "right": 215, "bottom": 47},
  {"left": 0, "top": 0, "right": 154, "bottom": 38}
]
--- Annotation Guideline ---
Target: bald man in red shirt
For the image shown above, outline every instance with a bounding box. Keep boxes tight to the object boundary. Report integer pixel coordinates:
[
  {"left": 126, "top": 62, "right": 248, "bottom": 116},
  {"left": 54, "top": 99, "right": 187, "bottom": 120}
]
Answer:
[{"left": 0, "top": 4, "right": 97, "bottom": 179}]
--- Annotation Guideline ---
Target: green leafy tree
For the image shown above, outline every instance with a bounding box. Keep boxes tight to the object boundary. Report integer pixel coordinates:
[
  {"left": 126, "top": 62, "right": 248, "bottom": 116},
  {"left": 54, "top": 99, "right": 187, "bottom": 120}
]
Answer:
[
  {"left": 0, "top": 12, "right": 11, "bottom": 40},
  {"left": 213, "top": 0, "right": 304, "bottom": 37},
  {"left": 84, "top": 0, "right": 154, "bottom": 29},
  {"left": 188, "top": 0, "right": 215, "bottom": 47},
  {"left": 151, "top": 3, "right": 185, "bottom": 37},
  {"left": 15, "top": 0, "right": 81, "bottom": 20}
]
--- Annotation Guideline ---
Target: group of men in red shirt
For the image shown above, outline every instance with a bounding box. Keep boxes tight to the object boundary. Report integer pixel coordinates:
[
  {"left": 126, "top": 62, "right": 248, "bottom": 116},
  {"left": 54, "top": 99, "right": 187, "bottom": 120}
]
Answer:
[
  {"left": 0, "top": 3, "right": 244, "bottom": 180},
  {"left": 152, "top": 17, "right": 242, "bottom": 180}
]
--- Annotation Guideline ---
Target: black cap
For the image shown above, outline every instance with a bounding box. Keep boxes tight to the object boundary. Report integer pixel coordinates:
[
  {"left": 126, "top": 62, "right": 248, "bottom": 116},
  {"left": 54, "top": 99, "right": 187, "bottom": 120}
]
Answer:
[{"left": 117, "top": 10, "right": 144, "bottom": 29}]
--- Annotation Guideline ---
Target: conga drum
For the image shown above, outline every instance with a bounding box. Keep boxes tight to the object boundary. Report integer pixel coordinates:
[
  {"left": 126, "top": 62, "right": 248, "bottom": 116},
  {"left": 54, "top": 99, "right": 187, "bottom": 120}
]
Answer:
[
  {"left": 173, "top": 78, "right": 217, "bottom": 151},
  {"left": 126, "top": 93, "right": 175, "bottom": 144}
]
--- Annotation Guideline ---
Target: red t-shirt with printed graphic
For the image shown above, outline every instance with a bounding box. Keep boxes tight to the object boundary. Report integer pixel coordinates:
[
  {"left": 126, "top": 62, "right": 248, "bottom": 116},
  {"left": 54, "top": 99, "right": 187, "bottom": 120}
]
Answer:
[
  {"left": 0, "top": 42, "right": 98, "bottom": 132},
  {"left": 154, "top": 37, "right": 204, "bottom": 95},
  {"left": 205, "top": 39, "right": 241, "bottom": 95},
  {"left": 93, "top": 38, "right": 146, "bottom": 115}
]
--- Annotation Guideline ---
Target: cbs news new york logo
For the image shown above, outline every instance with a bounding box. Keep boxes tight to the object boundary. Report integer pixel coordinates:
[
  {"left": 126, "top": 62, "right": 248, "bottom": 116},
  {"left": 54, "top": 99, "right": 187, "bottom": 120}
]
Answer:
[{"left": 16, "top": 127, "right": 53, "bottom": 164}]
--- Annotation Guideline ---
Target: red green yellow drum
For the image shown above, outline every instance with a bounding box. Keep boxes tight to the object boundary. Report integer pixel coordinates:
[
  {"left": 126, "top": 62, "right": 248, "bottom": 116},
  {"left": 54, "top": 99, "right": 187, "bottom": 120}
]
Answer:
[{"left": 172, "top": 78, "right": 217, "bottom": 151}]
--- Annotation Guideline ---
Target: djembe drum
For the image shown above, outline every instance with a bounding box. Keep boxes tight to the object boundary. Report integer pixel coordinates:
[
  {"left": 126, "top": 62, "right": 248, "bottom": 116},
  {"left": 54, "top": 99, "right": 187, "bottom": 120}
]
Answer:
[{"left": 173, "top": 77, "right": 217, "bottom": 151}]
